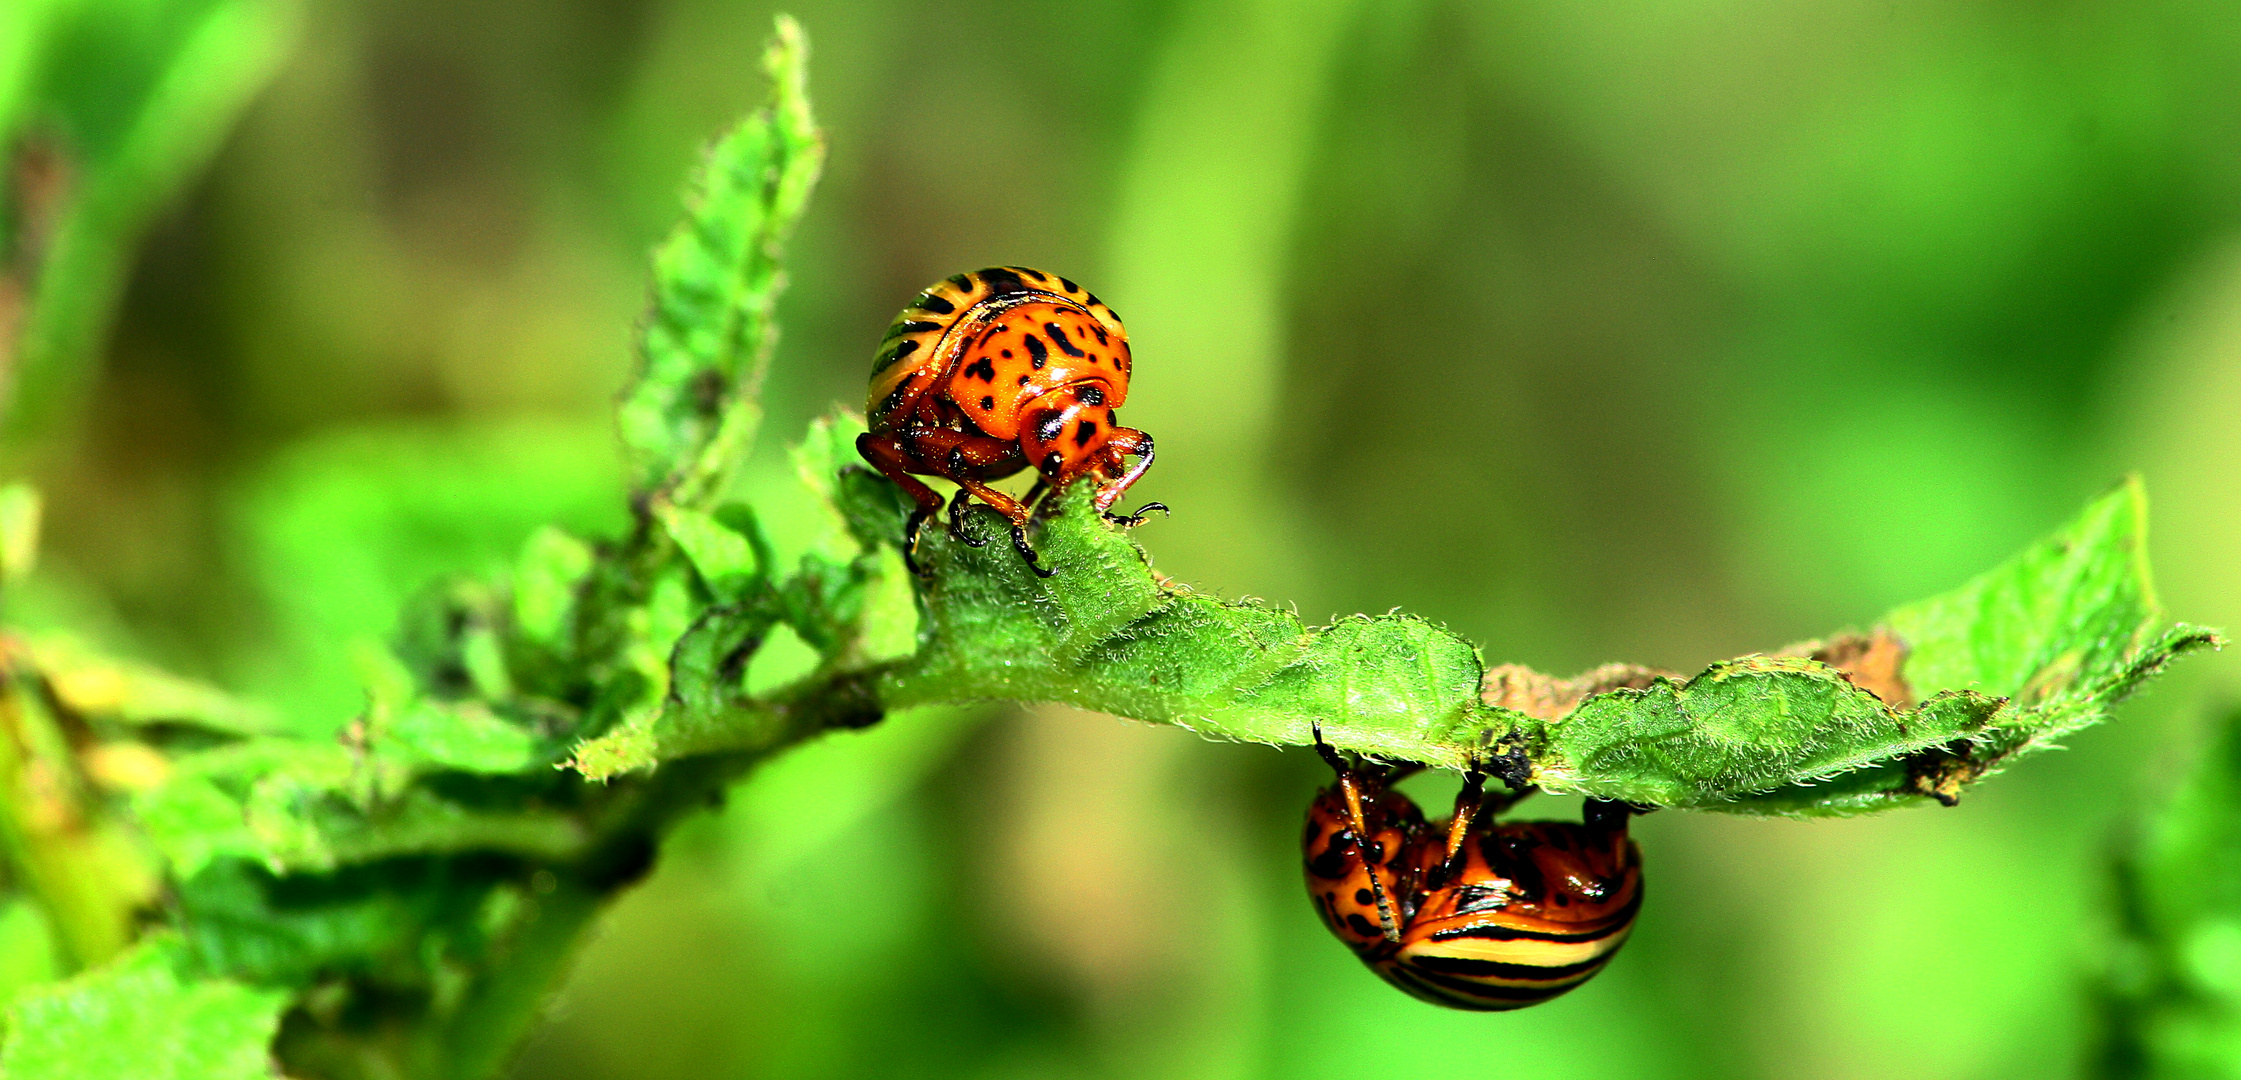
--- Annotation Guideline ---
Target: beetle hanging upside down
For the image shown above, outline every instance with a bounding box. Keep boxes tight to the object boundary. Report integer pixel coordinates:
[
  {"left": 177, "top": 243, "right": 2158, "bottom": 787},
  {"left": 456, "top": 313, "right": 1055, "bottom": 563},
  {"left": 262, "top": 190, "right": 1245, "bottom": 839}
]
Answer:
[
  {"left": 856, "top": 266, "right": 1162, "bottom": 577},
  {"left": 1304, "top": 727, "right": 1643, "bottom": 1010}
]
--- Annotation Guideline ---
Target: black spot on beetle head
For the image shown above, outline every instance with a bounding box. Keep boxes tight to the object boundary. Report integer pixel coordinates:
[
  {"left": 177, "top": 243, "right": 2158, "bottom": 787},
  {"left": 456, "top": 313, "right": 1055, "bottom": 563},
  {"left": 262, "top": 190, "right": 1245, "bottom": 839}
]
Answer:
[{"left": 1075, "top": 385, "right": 1105, "bottom": 407}]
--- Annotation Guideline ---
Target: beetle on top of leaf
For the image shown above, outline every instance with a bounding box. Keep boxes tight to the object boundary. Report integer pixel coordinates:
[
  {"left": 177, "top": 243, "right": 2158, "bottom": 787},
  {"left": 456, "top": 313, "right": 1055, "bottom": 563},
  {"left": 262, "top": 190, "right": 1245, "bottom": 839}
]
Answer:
[{"left": 857, "top": 267, "right": 1163, "bottom": 576}]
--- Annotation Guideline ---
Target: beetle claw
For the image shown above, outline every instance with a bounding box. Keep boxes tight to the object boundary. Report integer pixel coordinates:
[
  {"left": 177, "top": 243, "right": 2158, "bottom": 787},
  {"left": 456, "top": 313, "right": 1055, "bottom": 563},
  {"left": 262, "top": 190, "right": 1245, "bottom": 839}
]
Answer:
[
  {"left": 902, "top": 510, "right": 933, "bottom": 578},
  {"left": 1011, "top": 523, "right": 1057, "bottom": 578},
  {"left": 948, "top": 495, "right": 991, "bottom": 548},
  {"left": 1102, "top": 501, "right": 1170, "bottom": 528}
]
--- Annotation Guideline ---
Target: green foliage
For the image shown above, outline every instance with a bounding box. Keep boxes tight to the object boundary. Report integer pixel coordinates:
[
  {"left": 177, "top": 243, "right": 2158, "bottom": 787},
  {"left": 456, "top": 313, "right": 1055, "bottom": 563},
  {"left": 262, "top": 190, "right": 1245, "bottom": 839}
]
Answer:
[
  {"left": 0, "top": 17, "right": 838, "bottom": 1076},
  {"left": 0, "top": 935, "right": 287, "bottom": 1080},
  {"left": 0, "top": 10, "right": 2220, "bottom": 1079},
  {"left": 1535, "top": 660, "right": 2001, "bottom": 809},
  {"left": 568, "top": 414, "right": 915, "bottom": 778},
  {"left": 858, "top": 473, "right": 2212, "bottom": 815},
  {"left": 1, "top": 0, "right": 298, "bottom": 437},
  {"left": 2095, "top": 705, "right": 2241, "bottom": 1078},
  {"left": 1889, "top": 479, "right": 2203, "bottom": 760},
  {"left": 616, "top": 14, "right": 825, "bottom": 505},
  {"left": 234, "top": 419, "right": 628, "bottom": 729}
]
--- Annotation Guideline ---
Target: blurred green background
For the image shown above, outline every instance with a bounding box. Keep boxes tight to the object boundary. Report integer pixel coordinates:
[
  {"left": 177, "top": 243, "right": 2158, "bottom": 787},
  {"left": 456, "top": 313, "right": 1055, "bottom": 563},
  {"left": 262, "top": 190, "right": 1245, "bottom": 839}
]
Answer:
[{"left": 11, "top": 0, "right": 2241, "bottom": 1076}]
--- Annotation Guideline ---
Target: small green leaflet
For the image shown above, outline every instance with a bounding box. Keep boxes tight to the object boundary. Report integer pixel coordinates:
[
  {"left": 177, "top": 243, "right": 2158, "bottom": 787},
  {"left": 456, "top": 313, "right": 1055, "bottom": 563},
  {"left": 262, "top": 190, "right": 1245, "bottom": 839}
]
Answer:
[
  {"left": 614, "top": 15, "right": 824, "bottom": 506},
  {"left": 0, "top": 935, "right": 287, "bottom": 1080}
]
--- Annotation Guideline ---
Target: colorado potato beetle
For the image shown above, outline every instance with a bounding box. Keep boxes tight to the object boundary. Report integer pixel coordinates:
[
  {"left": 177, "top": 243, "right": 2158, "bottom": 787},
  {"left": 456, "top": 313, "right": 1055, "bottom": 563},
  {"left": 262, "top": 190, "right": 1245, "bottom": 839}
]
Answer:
[
  {"left": 856, "top": 267, "right": 1161, "bottom": 577},
  {"left": 1304, "top": 729, "right": 1642, "bottom": 1010}
]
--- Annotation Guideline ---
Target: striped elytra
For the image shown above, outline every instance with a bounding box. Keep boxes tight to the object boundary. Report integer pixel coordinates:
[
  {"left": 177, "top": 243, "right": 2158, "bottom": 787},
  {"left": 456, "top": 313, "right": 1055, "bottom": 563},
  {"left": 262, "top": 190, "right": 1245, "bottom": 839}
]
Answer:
[
  {"left": 856, "top": 267, "right": 1160, "bottom": 578},
  {"left": 1303, "top": 743, "right": 1642, "bottom": 1010},
  {"left": 865, "top": 266, "right": 1130, "bottom": 428}
]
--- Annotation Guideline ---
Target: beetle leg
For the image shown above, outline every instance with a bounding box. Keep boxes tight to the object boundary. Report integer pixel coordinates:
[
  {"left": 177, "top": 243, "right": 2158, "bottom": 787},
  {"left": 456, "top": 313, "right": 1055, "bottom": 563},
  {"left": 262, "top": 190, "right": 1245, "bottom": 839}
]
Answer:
[
  {"left": 945, "top": 475, "right": 1052, "bottom": 578},
  {"left": 1103, "top": 501, "right": 1169, "bottom": 528},
  {"left": 1009, "top": 523, "right": 1053, "bottom": 577},
  {"left": 1091, "top": 427, "right": 1156, "bottom": 515},
  {"left": 1312, "top": 722, "right": 1403, "bottom": 943},
  {"left": 855, "top": 432, "right": 946, "bottom": 576},
  {"left": 1583, "top": 798, "right": 1633, "bottom": 834},
  {"left": 946, "top": 487, "right": 990, "bottom": 547},
  {"left": 1431, "top": 767, "right": 1489, "bottom": 889}
]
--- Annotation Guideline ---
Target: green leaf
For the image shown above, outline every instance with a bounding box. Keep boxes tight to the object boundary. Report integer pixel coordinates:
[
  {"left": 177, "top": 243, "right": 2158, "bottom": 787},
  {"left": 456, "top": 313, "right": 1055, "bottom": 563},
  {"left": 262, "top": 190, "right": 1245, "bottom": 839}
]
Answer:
[
  {"left": 1886, "top": 477, "right": 2217, "bottom": 762},
  {"left": 0, "top": 934, "right": 287, "bottom": 1080},
  {"left": 382, "top": 701, "right": 543, "bottom": 775},
  {"left": 659, "top": 600, "right": 783, "bottom": 753},
  {"left": 869, "top": 471, "right": 2212, "bottom": 814},
  {"left": 510, "top": 526, "right": 595, "bottom": 651},
  {"left": 134, "top": 730, "right": 591, "bottom": 880},
  {"left": 879, "top": 483, "right": 1498, "bottom": 765},
  {"left": 1524, "top": 660, "right": 2004, "bottom": 807},
  {"left": 657, "top": 503, "right": 763, "bottom": 603},
  {"left": 169, "top": 854, "right": 607, "bottom": 1080},
  {"left": 616, "top": 14, "right": 824, "bottom": 504},
  {"left": 1719, "top": 479, "right": 2217, "bottom": 816},
  {"left": 567, "top": 413, "right": 910, "bottom": 779}
]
